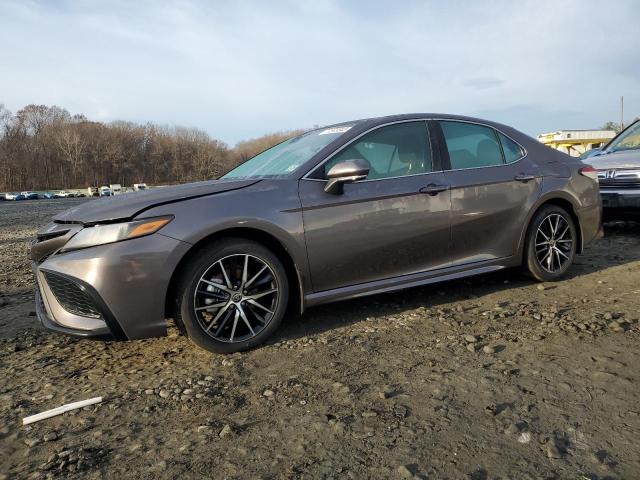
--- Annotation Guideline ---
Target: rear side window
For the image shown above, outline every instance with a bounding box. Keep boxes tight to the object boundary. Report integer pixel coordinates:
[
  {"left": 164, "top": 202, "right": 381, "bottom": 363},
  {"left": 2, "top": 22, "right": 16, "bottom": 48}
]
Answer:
[
  {"left": 322, "top": 121, "right": 432, "bottom": 180},
  {"left": 498, "top": 132, "right": 525, "bottom": 163},
  {"left": 440, "top": 121, "right": 503, "bottom": 170}
]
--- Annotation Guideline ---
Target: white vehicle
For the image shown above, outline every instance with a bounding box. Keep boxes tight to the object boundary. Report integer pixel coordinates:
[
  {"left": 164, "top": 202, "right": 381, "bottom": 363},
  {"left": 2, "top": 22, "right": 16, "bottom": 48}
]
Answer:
[
  {"left": 109, "top": 184, "right": 122, "bottom": 195},
  {"left": 87, "top": 186, "right": 99, "bottom": 197},
  {"left": 5, "top": 192, "right": 21, "bottom": 200},
  {"left": 56, "top": 191, "right": 71, "bottom": 198},
  {"left": 99, "top": 186, "right": 111, "bottom": 197},
  {"left": 133, "top": 183, "right": 148, "bottom": 191}
]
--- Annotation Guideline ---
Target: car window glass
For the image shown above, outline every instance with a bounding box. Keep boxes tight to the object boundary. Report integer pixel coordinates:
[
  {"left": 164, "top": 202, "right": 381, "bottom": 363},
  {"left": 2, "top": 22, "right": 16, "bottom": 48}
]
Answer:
[
  {"left": 323, "top": 122, "right": 431, "bottom": 180},
  {"left": 440, "top": 121, "right": 504, "bottom": 170},
  {"left": 498, "top": 132, "right": 524, "bottom": 163}
]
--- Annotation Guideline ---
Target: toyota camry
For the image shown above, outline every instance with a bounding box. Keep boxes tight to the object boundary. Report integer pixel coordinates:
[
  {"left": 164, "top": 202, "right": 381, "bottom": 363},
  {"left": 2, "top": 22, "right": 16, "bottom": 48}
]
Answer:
[{"left": 31, "top": 114, "right": 602, "bottom": 353}]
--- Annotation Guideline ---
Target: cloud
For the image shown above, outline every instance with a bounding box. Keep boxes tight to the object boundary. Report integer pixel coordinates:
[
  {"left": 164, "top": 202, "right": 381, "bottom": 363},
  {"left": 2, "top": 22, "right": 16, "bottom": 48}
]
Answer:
[{"left": 0, "top": 0, "right": 638, "bottom": 143}]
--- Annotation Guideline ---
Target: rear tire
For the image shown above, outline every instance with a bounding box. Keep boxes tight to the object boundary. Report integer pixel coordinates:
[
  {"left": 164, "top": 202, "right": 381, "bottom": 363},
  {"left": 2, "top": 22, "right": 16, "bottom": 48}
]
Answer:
[
  {"left": 524, "top": 205, "right": 577, "bottom": 282},
  {"left": 175, "top": 238, "right": 289, "bottom": 354}
]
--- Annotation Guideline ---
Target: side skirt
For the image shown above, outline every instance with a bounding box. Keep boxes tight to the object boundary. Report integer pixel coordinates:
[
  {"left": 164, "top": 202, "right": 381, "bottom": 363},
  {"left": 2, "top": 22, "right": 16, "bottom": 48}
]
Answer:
[{"left": 304, "top": 256, "right": 520, "bottom": 307}]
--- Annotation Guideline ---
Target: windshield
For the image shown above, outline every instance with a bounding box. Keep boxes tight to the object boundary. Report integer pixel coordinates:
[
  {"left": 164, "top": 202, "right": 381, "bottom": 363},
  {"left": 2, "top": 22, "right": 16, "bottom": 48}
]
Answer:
[
  {"left": 605, "top": 121, "right": 640, "bottom": 153},
  {"left": 221, "top": 126, "right": 354, "bottom": 179}
]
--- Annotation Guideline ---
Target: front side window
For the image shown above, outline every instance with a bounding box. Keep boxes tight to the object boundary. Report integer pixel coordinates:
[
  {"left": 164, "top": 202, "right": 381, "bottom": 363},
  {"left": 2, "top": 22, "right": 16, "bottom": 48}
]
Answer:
[
  {"left": 322, "top": 121, "right": 432, "bottom": 180},
  {"left": 440, "top": 121, "right": 503, "bottom": 170},
  {"left": 222, "top": 125, "right": 353, "bottom": 179}
]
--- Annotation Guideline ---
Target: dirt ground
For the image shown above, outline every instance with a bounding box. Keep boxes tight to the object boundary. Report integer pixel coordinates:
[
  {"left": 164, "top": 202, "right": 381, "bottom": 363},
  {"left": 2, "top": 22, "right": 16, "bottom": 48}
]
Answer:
[{"left": 0, "top": 198, "right": 639, "bottom": 480}]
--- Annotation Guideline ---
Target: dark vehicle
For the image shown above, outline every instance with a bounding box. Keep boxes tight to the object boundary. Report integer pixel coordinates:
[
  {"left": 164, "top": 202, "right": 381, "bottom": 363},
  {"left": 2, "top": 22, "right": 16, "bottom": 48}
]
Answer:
[
  {"left": 42, "top": 192, "right": 56, "bottom": 199},
  {"left": 31, "top": 114, "right": 602, "bottom": 353},
  {"left": 21, "top": 191, "right": 40, "bottom": 200},
  {"left": 589, "top": 119, "right": 640, "bottom": 220}
]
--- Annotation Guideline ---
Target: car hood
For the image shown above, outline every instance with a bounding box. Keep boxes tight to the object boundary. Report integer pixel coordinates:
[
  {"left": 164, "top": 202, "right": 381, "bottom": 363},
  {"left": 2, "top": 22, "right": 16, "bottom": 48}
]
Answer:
[
  {"left": 53, "top": 179, "right": 260, "bottom": 224},
  {"left": 590, "top": 149, "right": 640, "bottom": 170}
]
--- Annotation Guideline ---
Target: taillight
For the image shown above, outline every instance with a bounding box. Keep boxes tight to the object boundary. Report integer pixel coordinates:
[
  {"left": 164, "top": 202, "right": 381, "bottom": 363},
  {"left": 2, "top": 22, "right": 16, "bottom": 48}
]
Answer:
[{"left": 579, "top": 165, "right": 598, "bottom": 181}]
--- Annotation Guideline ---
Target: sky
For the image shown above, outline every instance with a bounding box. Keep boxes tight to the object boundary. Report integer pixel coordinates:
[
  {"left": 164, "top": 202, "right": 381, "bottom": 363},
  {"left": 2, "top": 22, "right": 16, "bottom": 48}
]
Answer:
[{"left": 1, "top": 0, "right": 638, "bottom": 145}]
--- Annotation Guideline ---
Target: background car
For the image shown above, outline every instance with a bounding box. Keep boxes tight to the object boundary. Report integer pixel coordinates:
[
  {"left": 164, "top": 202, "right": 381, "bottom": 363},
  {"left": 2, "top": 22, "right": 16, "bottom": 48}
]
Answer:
[
  {"left": 31, "top": 114, "right": 602, "bottom": 354},
  {"left": 21, "top": 191, "right": 39, "bottom": 200},
  {"left": 99, "top": 186, "right": 112, "bottom": 196},
  {"left": 42, "top": 192, "right": 56, "bottom": 199},
  {"left": 589, "top": 119, "right": 640, "bottom": 221},
  {"left": 5, "top": 192, "right": 25, "bottom": 200},
  {"left": 55, "top": 191, "right": 71, "bottom": 198}
]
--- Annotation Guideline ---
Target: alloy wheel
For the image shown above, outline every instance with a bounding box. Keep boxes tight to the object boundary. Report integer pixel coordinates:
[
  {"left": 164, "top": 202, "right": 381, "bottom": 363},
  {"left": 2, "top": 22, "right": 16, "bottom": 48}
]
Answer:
[
  {"left": 193, "top": 254, "right": 279, "bottom": 343},
  {"left": 534, "top": 213, "right": 574, "bottom": 273}
]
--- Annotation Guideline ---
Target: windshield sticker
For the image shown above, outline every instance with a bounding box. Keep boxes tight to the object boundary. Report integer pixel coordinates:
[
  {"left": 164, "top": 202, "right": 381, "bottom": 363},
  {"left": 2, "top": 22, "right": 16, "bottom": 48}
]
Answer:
[{"left": 318, "top": 126, "right": 352, "bottom": 135}]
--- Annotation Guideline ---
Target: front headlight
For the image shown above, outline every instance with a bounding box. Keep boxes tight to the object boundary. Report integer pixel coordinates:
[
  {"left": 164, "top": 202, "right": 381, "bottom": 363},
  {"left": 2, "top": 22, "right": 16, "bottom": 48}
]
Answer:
[{"left": 61, "top": 216, "right": 173, "bottom": 252}]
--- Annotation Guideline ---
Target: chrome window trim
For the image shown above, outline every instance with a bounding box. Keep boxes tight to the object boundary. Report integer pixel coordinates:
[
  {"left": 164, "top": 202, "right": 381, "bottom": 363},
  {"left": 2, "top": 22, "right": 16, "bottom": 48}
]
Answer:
[{"left": 301, "top": 117, "right": 528, "bottom": 183}]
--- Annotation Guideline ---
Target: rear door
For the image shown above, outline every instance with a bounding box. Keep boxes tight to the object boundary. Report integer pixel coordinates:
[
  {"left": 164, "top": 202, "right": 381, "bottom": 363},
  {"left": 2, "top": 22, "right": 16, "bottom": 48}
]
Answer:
[
  {"left": 299, "top": 120, "right": 451, "bottom": 292},
  {"left": 435, "top": 120, "right": 542, "bottom": 265}
]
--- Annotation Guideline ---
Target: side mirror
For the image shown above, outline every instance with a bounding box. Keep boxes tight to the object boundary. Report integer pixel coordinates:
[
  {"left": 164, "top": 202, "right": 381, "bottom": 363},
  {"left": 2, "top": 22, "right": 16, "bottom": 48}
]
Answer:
[{"left": 324, "top": 159, "right": 369, "bottom": 194}]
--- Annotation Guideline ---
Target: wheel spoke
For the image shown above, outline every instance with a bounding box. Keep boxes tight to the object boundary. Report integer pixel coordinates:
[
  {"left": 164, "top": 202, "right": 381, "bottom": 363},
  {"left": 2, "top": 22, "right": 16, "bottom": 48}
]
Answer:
[
  {"left": 556, "top": 224, "right": 570, "bottom": 241},
  {"left": 555, "top": 247, "right": 570, "bottom": 260},
  {"left": 241, "top": 255, "right": 249, "bottom": 286},
  {"left": 201, "top": 278, "right": 232, "bottom": 294},
  {"left": 218, "top": 260, "right": 233, "bottom": 289},
  {"left": 207, "top": 304, "right": 231, "bottom": 332},
  {"left": 195, "top": 302, "right": 227, "bottom": 311},
  {"left": 238, "top": 305, "right": 255, "bottom": 336},
  {"left": 247, "top": 288, "right": 277, "bottom": 300},
  {"left": 537, "top": 228, "right": 550, "bottom": 241},
  {"left": 247, "top": 298, "right": 274, "bottom": 314},
  {"left": 245, "top": 265, "right": 267, "bottom": 289},
  {"left": 229, "top": 309, "right": 240, "bottom": 342}
]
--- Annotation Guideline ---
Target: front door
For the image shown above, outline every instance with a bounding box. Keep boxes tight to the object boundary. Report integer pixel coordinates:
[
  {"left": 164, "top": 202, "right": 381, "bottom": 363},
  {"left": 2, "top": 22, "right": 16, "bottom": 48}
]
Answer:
[{"left": 299, "top": 121, "right": 451, "bottom": 292}]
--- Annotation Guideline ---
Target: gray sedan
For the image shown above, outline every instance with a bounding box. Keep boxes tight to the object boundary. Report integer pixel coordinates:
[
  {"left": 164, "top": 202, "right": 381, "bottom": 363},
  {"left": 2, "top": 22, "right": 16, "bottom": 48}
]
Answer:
[{"left": 31, "top": 114, "right": 602, "bottom": 353}]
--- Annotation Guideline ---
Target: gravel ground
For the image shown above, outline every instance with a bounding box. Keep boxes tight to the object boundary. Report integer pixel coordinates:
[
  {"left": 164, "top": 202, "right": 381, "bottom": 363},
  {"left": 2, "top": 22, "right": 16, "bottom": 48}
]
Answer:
[{"left": 1, "top": 199, "right": 639, "bottom": 479}]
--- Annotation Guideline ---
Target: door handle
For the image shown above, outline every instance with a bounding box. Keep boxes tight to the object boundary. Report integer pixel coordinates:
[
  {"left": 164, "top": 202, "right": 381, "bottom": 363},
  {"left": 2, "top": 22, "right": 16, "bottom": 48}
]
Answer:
[
  {"left": 514, "top": 173, "right": 536, "bottom": 182},
  {"left": 420, "top": 184, "right": 449, "bottom": 196}
]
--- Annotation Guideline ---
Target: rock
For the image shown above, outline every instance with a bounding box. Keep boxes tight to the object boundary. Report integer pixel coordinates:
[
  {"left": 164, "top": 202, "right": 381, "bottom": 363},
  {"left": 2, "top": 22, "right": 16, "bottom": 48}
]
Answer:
[
  {"left": 517, "top": 432, "right": 532, "bottom": 443},
  {"left": 546, "top": 442, "right": 563, "bottom": 459},
  {"left": 144, "top": 389, "right": 154, "bottom": 395},
  {"left": 159, "top": 390, "right": 169, "bottom": 398},
  {"left": 262, "top": 389, "right": 275, "bottom": 398},
  {"left": 379, "top": 386, "right": 396, "bottom": 399},
  {"left": 24, "top": 437, "right": 41, "bottom": 447},
  {"left": 197, "top": 425, "right": 213, "bottom": 435},
  {"left": 466, "top": 343, "right": 477, "bottom": 353},
  {"left": 219, "top": 424, "right": 233, "bottom": 438},
  {"left": 537, "top": 284, "right": 545, "bottom": 291},
  {"left": 182, "top": 389, "right": 194, "bottom": 396},
  {"left": 43, "top": 432, "right": 58, "bottom": 442},
  {"left": 464, "top": 334, "right": 478, "bottom": 343},
  {"left": 482, "top": 345, "right": 496, "bottom": 354},
  {"left": 397, "top": 464, "right": 416, "bottom": 478}
]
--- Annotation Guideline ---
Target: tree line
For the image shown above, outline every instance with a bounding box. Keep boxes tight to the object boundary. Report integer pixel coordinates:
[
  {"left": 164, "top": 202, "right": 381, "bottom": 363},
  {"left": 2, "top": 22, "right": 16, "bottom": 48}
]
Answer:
[{"left": 0, "top": 104, "right": 304, "bottom": 191}]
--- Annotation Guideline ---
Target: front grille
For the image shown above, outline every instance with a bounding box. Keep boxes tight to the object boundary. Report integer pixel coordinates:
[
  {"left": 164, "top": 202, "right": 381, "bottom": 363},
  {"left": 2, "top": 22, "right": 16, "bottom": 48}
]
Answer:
[
  {"left": 597, "top": 169, "right": 640, "bottom": 189},
  {"left": 43, "top": 272, "right": 103, "bottom": 319}
]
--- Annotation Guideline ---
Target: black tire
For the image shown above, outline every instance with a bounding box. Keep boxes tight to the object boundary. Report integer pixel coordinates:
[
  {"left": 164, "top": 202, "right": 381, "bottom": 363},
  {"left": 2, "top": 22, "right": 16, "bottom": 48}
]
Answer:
[
  {"left": 524, "top": 205, "right": 577, "bottom": 282},
  {"left": 175, "top": 238, "right": 289, "bottom": 354}
]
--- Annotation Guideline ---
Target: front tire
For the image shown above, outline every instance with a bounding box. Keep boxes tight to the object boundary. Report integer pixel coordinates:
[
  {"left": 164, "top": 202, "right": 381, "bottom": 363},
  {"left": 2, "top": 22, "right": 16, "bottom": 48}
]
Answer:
[
  {"left": 524, "top": 205, "right": 577, "bottom": 282},
  {"left": 175, "top": 238, "right": 289, "bottom": 354}
]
